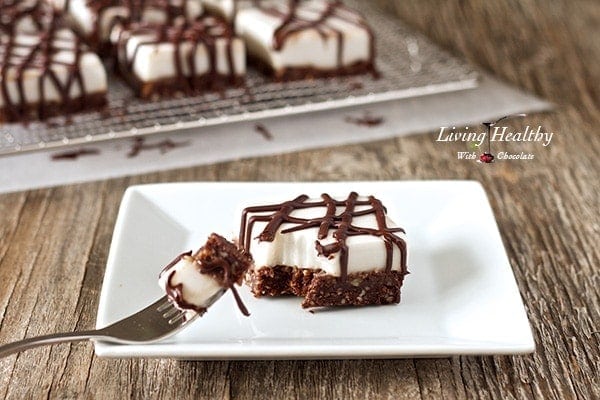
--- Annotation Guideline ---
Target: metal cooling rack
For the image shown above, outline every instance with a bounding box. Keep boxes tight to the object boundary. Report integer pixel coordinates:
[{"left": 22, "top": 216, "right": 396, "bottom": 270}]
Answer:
[{"left": 0, "top": 0, "right": 478, "bottom": 156}]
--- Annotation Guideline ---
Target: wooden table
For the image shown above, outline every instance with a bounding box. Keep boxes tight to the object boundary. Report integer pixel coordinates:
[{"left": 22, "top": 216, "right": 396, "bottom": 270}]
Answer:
[{"left": 1, "top": 1, "right": 598, "bottom": 398}]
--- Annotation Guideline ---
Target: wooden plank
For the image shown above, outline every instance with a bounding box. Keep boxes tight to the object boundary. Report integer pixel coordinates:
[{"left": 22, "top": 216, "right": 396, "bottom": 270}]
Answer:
[{"left": 0, "top": 0, "right": 599, "bottom": 399}]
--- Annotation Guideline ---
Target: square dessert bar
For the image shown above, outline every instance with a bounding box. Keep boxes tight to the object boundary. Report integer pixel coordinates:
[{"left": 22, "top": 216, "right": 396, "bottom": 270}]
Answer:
[
  {"left": 52, "top": 0, "right": 204, "bottom": 49},
  {"left": 0, "top": 28, "right": 107, "bottom": 122},
  {"left": 234, "top": 0, "right": 377, "bottom": 80},
  {"left": 240, "top": 192, "right": 408, "bottom": 308},
  {"left": 113, "top": 16, "right": 245, "bottom": 98}
]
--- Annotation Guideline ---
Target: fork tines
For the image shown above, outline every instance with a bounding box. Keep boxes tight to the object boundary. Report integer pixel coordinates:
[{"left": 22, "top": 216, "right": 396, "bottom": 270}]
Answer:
[{"left": 157, "top": 298, "right": 188, "bottom": 325}]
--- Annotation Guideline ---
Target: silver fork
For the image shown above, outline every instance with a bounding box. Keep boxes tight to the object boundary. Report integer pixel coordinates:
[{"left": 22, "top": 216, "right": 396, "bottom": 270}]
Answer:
[{"left": 0, "top": 295, "right": 199, "bottom": 358}]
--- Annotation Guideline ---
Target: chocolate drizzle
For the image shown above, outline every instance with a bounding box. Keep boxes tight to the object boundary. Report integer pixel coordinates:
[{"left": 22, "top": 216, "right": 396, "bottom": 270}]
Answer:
[
  {"left": 254, "top": 123, "right": 273, "bottom": 140},
  {"left": 344, "top": 111, "right": 384, "bottom": 127},
  {"left": 239, "top": 192, "right": 407, "bottom": 281},
  {"left": 51, "top": 147, "right": 100, "bottom": 160},
  {"left": 126, "top": 137, "right": 190, "bottom": 157},
  {"left": 0, "top": 0, "right": 52, "bottom": 36},
  {"left": 115, "top": 16, "right": 241, "bottom": 97},
  {"left": 75, "top": 0, "right": 200, "bottom": 47},
  {"left": 0, "top": 16, "right": 103, "bottom": 122}
]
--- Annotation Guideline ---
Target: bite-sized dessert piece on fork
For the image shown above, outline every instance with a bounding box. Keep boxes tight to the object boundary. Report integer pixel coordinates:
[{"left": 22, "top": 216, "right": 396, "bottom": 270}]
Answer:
[{"left": 159, "top": 233, "right": 254, "bottom": 318}]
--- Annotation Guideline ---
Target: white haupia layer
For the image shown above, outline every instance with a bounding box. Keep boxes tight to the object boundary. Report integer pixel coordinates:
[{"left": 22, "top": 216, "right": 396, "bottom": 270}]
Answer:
[
  {"left": 246, "top": 196, "right": 406, "bottom": 277},
  {"left": 234, "top": 0, "right": 371, "bottom": 72},
  {"left": 0, "top": 30, "right": 107, "bottom": 107},
  {"left": 117, "top": 28, "right": 245, "bottom": 82},
  {"left": 62, "top": 0, "right": 204, "bottom": 42},
  {"left": 159, "top": 255, "right": 226, "bottom": 310}
]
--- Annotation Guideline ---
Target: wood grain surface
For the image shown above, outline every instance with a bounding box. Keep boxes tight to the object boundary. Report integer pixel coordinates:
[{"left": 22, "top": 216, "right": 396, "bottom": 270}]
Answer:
[{"left": 1, "top": 0, "right": 599, "bottom": 399}]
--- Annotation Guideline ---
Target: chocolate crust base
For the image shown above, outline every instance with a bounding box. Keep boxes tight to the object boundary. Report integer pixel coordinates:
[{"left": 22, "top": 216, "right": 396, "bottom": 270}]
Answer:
[
  {"left": 118, "top": 69, "right": 245, "bottom": 100},
  {"left": 0, "top": 91, "right": 107, "bottom": 123},
  {"left": 245, "top": 265, "right": 319, "bottom": 297},
  {"left": 245, "top": 266, "right": 405, "bottom": 308},
  {"left": 249, "top": 55, "right": 379, "bottom": 82},
  {"left": 302, "top": 270, "right": 404, "bottom": 308}
]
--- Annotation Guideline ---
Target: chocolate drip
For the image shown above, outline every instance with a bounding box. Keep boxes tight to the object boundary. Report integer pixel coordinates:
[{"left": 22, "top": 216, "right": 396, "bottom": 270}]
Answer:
[
  {"left": 161, "top": 252, "right": 210, "bottom": 315},
  {"left": 254, "top": 123, "right": 273, "bottom": 140},
  {"left": 160, "top": 250, "right": 193, "bottom": 274},
  {"left": 115, "top": 16, "right": 239, "bottom": 96},
  {"left": 239, "top": 192, "right": 407, "bottom": 281},
  {"left": 0, "top": 14, "right": 93, "bottom": 122},
  {"left": 159, "top": 235, "right": 252, "bottom": 316},
  {"left": 344, "top": 112, "right": 384, "bottom": 127},
  {"left": 51, "top": 147, "right": 100, "bottom": 160},
  {"left": 164, "top": 269, "right": 210, "bottom": 316},
  {"left": 126, "top": 137, "right": 190, "bottom": 157},
  {"left": 197, "top": 254, "right": 250, "bottom": 316}
]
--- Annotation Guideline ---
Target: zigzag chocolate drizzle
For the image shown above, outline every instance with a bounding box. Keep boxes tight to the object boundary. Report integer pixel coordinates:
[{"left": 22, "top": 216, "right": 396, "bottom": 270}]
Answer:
[{"left": 239, "top": 192, "right": 407, "bottom": 280}]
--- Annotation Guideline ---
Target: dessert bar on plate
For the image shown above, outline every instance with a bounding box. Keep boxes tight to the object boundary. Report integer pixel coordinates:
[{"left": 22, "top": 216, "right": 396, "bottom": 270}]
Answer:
[
  {"left": 240, "top": 192, "right": 407, "bottom": 308},
  {"left": 0, "top": 27, "right": 107, "bottom": 122},
  {"left": 112, "top": 16, "right": 246, "bottom": 99}
]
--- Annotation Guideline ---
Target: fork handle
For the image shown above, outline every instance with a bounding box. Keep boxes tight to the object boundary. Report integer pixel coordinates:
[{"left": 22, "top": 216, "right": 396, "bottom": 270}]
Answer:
[{"left": 0, "top": 329, "right": 106, "bottom": 358}]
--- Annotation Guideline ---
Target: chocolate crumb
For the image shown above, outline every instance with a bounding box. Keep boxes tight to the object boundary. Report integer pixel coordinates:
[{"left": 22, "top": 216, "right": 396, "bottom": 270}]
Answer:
[
  {"left": 101, "top": 107, "right": 127, "bottom": 120},
  {"left": 127, "top": 137, "right": 190, "bottom": 158},
  {"left": 348, "top": 81, "right": 364, "bottom": 90},
  {"left": 243, "top": 85, "right": 255, "bottom": 102},
  {"left": 254, "top": 124, "right": 274, "bottom": 141},
  {"left": 45, "top": 118, "right": 64, "bottom": 128},
  {"left": 51, "top": 148, "right": 100, "bottom": 160},
  {"left": 344, "top": 112, "right": 384, "bottom": 127}
]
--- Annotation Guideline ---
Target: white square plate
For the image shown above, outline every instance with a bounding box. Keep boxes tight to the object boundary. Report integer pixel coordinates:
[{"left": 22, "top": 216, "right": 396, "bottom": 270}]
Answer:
[{"left": 96, "top": 181, "right": 534, "bottom": 359}]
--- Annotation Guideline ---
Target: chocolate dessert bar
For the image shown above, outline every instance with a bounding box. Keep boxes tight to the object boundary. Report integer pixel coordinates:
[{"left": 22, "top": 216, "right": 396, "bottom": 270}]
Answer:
[
  {"left": 112, "top": 17, "right": 245, "bottom": 98},
  {"left": 159, "top": 233, "right": 253, "bottom": 318},
  {"left": 240, "top": 192, "right": 408, "bottom": 308},
  {"left": 234, "top": 0, "right": 377, "bottom": 80},
  {"left": 0, "top": 28, "right": 107, "bottom": 122},
  {"left": 51, "top": 0, "right": 204, "bottom": 49}
]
